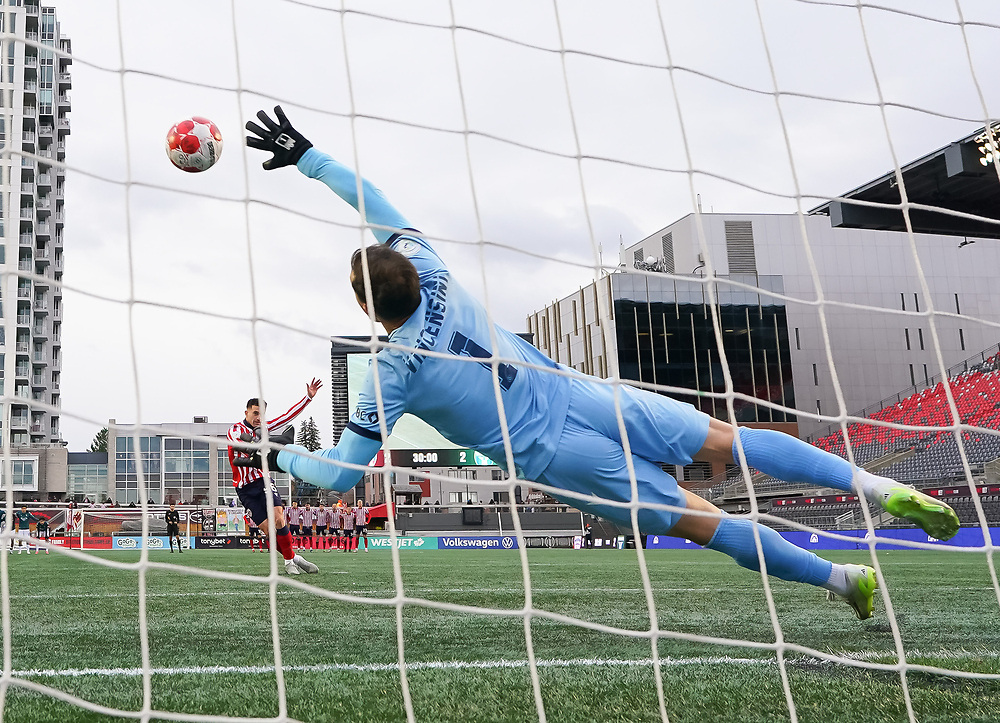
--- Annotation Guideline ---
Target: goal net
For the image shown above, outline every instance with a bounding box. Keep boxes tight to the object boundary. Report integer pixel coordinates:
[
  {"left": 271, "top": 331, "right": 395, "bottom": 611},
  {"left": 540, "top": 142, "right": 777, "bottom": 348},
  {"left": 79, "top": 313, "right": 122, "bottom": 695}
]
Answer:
[{"left": 5, "top": 1, "right": 1000, "bottom": 721}]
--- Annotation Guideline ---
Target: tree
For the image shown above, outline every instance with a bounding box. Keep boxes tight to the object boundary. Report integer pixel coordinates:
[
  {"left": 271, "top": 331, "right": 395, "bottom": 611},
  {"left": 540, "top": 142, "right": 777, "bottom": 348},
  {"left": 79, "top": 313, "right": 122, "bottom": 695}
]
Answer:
[
  {"left": 296, "top": 417, "right": 321, "bottom": 452},
  {"left": 88, "top": 427, "right": 109, "bottom": 453}
]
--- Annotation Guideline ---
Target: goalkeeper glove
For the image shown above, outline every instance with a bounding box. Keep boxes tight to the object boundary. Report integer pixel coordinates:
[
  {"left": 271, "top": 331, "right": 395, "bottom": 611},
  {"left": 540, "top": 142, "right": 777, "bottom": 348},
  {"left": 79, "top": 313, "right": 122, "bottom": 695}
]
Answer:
[
  {"left": 245, "top": 106, "right": 313, "bottom": 170},
  {"left": 232, "top": 426, "right": 296, "bottom": 472}
]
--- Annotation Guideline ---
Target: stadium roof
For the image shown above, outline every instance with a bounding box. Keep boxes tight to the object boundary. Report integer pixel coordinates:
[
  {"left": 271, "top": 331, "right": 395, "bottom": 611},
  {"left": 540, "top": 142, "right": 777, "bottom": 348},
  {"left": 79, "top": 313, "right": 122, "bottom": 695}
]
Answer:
[{"left": 810, "top": 124, "right": 1000, "bottom": 240}]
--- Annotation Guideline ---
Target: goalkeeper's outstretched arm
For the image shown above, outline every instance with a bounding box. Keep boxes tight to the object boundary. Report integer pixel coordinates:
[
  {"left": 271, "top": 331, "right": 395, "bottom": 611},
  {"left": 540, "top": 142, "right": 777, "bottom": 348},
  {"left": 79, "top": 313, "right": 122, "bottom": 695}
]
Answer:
[
  {"left": 296, "top": 149, "right": 410, "bottom": 245},
  {"left": 277, "top": 428, "right": 383, "bottom": 494}
]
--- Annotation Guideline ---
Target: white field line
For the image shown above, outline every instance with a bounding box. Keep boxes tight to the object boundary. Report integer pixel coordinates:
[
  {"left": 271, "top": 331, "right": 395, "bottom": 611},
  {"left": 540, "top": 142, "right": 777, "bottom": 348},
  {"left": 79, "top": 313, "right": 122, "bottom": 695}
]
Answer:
[
  {"left": 13, "top": 650, "right": 1000, "bottom": 680},
  {"left": 10, "top": 587, "right": 720, "bottom": 600}
]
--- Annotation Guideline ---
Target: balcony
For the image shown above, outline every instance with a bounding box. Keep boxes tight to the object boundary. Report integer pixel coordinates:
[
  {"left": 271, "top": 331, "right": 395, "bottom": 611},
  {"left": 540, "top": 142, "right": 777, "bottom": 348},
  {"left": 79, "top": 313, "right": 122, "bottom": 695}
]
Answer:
[
  {"left": 22, "top": 107, "right": 36, "bottom": 119},
  {"left": 31, "top": 376, "right": 45, "bottom": 387},
  {"left": 36, "top": 223, "right": 50, "bottom": 237},
  {"left": 30, "top": 425, "right": 43, "bottom": 434},
  {"left": 35, "top": 247, "right": 49, "bottom": 263},
  {"left": 17, "top": 260, "right": 31, "bottom": 272},
  {"left": 10, "top": 417, "right": 28, "bottom": 429},
  {"left": 37, "top": 173, "right": 51, "bottom": 186},
  {"left": 23, "top": 82, "right": 37, "bottom": 94},
  {"left": 21, "top": 157, "right": 35, "bottom": 170},
  {"left": 33, "top": 324, "right": 47, "bottom": 338},
  {"left": 17, "top": 287, "right": 30, "bottom": 299},
  {"left": 25, "top": 32, "right": 39, "bottom": 42},
  {"left": 19, "top": 208, "right": 33, "bottom": 220},
  {"left": 25, "top": 4, "right": 38, "bottom": 16},
  {"left": 24, "top": 56, "right": 37, "bottom": 69},
  {"left": 39, "top": 125, "right": 52, "bottom": 136},
  {"left": 21, "top": 132, "right": 35, "bottom": 145},
  {"left": 16, "top": 315, "right": 29, "bottom": 326},
  {"left": 58, "top": 72, "right": 71, "bottom": 86},
  {"left": 33, "top": 351, "right": 46, "bottom": 363},
  {"left": 33, "top": 300, "right": 47, "bottom": 313},
  {"left": 19, "top": 234, "right": 32, "bottom": 247},
  {"left": 15, "top": 343, "right": 29, "bottom": 353}
]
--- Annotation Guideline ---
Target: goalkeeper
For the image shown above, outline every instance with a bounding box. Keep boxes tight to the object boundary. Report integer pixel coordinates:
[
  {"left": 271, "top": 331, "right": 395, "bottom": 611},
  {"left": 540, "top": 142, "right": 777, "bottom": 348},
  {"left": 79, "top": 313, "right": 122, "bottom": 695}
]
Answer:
[{"left": 245, "top": 107, "right": 960, "bottom": 620}]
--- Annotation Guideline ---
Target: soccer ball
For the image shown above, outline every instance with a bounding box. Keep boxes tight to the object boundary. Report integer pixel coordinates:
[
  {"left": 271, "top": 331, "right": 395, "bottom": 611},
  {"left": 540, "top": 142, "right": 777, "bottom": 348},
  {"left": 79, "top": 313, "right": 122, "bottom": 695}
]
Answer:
[{"left": 165, "top": 117, "right": 223, "bottom": 172}]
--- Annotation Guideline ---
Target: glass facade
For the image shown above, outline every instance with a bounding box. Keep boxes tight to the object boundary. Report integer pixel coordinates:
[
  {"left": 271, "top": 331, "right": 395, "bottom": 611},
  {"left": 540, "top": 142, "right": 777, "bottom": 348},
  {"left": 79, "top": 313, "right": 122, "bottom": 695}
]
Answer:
[
  {"left": 67, "top": 462, "right": 108, "bottom": 502},
  {"left": 613, "top": 274, "right": 795, "bottom": 422}
]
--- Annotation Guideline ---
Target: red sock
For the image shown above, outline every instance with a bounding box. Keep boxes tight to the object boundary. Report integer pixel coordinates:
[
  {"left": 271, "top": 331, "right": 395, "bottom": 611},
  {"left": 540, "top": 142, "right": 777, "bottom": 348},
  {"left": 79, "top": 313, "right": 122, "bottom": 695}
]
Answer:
[
  {"left": 364, "top": 536, "right": 368, "bottom": 550},
  {"left": 275, "top": 527, "right": 295, "bottom": 561}
]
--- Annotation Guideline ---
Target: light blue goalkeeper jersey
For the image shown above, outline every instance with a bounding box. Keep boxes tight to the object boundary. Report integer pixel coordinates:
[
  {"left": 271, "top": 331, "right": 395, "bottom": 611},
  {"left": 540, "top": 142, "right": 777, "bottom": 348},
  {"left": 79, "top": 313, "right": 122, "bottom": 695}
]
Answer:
[{"left": 278, "top": 148, "right": 572, "bottom": 491}]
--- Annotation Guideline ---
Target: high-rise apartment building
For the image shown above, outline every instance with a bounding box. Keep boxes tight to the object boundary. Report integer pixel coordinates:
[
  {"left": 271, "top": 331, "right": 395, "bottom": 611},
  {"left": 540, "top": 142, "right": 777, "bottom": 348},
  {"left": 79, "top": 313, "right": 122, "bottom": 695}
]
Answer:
[{"left": 2, "top": 1, "right": 70, "bottom": 452}]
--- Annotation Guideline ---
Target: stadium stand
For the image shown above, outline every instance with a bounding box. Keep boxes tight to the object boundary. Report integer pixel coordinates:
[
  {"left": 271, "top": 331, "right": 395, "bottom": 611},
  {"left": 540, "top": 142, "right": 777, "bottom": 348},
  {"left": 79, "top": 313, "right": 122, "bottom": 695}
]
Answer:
[{"left": 709, "top": 348, "right": 1000, "bottom": 530}]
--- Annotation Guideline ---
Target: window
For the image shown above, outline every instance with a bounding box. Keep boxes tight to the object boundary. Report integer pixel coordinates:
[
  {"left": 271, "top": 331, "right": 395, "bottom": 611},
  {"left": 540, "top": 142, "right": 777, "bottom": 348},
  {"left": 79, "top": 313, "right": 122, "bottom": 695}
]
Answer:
[
  {"left": 794, "top": 327, "right": 801, "bottom": 350},
  {"left": 918, "top": 328, "right": 924, "bottom": 351},
  {"left": 909, "top": 364, "right": 916, "bottom": 387},
  {"left": 816, "top": 400, "right": 822, "bottom": 415},
  {"left": 959, "top": 328, "right": 966, "bottom": 351},
  {"left": 955, "top": 293, "right": 962, "bottom": 315},
  {"left": 904, "top": 328, "right": 910, "bottom": 350},
  {"left": 812, "top": 364, "right": 818, "bottom": 386}
]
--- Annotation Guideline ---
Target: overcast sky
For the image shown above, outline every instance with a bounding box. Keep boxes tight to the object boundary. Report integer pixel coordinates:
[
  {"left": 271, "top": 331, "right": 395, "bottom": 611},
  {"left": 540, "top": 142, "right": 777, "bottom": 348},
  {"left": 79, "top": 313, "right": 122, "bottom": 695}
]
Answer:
[{"left": 50, "top": 0, "right": 1000, "bottom": 451}]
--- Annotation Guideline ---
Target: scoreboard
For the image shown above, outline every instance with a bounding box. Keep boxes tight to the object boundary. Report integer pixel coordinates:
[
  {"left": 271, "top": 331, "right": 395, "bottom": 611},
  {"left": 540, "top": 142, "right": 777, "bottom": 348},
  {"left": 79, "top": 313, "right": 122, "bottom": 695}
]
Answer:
[{"left": 390, "top": 449, "right": 497, "bottom": 468}]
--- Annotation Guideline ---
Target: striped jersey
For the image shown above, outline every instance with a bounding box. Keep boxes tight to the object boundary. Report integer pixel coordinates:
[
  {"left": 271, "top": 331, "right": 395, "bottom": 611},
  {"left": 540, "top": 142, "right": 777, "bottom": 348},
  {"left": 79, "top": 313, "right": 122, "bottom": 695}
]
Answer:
[
  {"left": 286, "top": 506, "right": 302, "bottom": 526},
  {"left": 342, "top": 509, "right": 355, "bottom": 531},
  {"left": 227, "top": 395, "right": 311, "bottom": 488},
  {"left": 300, "top": 507, "right": 315, "bottom": 527},
  {"left": 226, "top": 394, "right": 312, "bottom": 487},
  {"left": 353, "top": 506, "right": 368, "bottom": 527}
]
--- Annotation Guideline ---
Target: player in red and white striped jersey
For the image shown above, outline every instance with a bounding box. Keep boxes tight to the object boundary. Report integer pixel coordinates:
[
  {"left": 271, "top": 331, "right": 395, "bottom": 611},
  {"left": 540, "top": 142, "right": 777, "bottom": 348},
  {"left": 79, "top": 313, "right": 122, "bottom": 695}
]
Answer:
[
  {"left": 340, "top": 501, "right": 355, "bottom": 552},
  {"left": 227, "top": 379, "right": 321, "bottom": 575},
  {"left": 301, "top": 504, "right": 315, "bottom": 550},
  {"left": 353, "top": 499, "right": 370, "bottom": 552}
]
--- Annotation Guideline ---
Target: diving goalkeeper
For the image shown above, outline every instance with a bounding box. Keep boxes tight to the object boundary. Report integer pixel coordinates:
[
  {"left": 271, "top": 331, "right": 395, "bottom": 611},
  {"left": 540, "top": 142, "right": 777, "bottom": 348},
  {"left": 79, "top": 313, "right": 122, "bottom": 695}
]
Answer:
[{"left": 244, "top": 107, "right": 960, "bottom": 620}]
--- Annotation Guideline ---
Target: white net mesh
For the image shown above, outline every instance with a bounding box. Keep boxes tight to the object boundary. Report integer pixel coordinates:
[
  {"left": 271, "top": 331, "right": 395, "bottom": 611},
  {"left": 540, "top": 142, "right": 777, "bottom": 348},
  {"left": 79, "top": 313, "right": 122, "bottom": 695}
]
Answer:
[{"left": 1, "top": 1, "right": 999, "bottom": 721}]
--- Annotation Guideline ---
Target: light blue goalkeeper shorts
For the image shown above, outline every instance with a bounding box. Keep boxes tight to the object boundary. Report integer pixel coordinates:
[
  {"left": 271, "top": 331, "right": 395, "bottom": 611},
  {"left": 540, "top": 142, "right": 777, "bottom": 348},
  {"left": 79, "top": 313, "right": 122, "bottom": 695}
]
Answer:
[{"left": 534, "top": 377, "right": 711, "bottom": 534}]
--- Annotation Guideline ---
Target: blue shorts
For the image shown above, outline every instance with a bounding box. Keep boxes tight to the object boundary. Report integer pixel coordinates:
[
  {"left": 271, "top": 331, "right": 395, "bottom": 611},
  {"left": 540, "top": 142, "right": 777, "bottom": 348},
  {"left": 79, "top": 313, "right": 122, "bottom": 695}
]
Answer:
[
  {"left": 535, "top": 378, "right": 710, "bottom": 534},
  {"left": 236, "top": 479, "right": 285, "bottom": 526}
]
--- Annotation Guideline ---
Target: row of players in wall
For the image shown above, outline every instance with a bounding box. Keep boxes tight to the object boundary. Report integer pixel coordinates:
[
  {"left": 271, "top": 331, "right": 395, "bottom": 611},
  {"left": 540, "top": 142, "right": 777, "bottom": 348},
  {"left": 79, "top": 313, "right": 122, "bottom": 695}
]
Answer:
[{"left": 245, "top": 500, "right": 371, "bottom": 552}]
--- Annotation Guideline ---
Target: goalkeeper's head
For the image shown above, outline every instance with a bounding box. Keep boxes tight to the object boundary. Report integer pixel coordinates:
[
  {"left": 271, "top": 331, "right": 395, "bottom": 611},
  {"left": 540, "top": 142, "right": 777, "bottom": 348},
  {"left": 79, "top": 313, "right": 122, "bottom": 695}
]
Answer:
[{"left": 350, "top": 246, "right": 420, "bottom": 330}]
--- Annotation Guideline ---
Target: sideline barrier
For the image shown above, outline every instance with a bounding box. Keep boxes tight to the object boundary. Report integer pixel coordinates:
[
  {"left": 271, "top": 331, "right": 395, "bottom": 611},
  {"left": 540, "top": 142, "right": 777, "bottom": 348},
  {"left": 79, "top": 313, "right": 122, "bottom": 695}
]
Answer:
[
  {"left": 645, "top": 526, "right": 1000, "bottom": 550},
  {"left": 61, "top": 528, "right": 1000, "bottom": 551}
]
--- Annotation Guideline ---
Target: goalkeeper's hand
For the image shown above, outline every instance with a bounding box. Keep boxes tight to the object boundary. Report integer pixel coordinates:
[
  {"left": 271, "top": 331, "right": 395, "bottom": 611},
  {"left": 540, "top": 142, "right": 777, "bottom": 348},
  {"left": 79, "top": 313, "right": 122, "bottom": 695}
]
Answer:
[
  {"left": 245, "top": 106, "right": 313, "bottom": 170},
  {"left": 232, "top": 426, "right": 296, "bottom": 472}
]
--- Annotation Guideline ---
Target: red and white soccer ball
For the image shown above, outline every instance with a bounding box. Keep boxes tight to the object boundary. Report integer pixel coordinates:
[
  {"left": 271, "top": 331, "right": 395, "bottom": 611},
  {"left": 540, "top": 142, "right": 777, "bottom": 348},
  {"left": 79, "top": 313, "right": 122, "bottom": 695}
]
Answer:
[{"left": 165, "top": 116, "right": 223, "bottom": 173}]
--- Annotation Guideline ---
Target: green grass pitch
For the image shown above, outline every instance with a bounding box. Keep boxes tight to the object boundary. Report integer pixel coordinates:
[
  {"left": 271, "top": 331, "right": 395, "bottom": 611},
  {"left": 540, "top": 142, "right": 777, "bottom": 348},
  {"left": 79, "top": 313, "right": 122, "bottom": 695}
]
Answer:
[{"left": 1, "top": 547, "right": 998, "bottom": 722}]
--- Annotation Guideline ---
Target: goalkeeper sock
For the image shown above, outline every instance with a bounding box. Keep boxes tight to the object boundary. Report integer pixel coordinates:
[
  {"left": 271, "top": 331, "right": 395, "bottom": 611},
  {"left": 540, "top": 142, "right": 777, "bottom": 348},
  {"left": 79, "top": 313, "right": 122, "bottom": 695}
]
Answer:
[
  {"left": 735, "top": 427, "right": 855, "bottom": 492},
  {"left": 705, "top": 517, "right": 833, "bottom": 587},
  {"left": 275, "top": 526, "right": 295, "bottom": 561}
]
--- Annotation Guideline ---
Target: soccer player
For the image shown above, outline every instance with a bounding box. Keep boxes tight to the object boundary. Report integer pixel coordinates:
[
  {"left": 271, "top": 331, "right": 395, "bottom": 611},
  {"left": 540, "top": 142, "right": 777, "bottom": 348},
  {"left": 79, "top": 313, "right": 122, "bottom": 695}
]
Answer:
[
  {"left": 341, "top": 500, "right": 355, "bottom": 552},
  {"left": 12, "top": 506, "right": 38, "bottom": 554},
  {"left": 314, "top": 504, "right": 328, "bottom": 551},
  {"left": 165, "top": 503, "right": 183, "bottom": 553},
  {"left": 301, "top": 503, "right": 315, "bottom": 551},
  {"left": 353, "top": 499, "right": 370, "bottom": 552},
  {"left": 286, "top": 501, "right": 302, "bottom": 549},
  {"left": 245, "top": 511, "right": 266, "bottom": 552},
  {"left": 33, "top": 514, "right": 50, "bottom": 555},
  {"left": 228, "top": 383, "right": 322, "bottom": 575},
  {"left": 245, "top": 107, "right": 961, "bottom": 619}
]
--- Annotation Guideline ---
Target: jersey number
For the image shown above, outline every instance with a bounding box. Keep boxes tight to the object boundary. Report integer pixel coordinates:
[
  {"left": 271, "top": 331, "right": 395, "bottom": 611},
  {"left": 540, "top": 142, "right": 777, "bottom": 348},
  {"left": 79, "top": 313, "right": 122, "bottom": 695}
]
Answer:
[{"left": 448, "top": 332, "right": 518, "bottom": 391}]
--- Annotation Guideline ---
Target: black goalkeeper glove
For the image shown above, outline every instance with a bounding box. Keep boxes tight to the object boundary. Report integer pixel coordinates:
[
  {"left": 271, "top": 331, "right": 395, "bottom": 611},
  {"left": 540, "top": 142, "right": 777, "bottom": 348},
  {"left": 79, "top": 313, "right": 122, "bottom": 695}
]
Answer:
[
  {"left": 232, "top": 426, "right": 296, "bottom": 472},
  {"left": 245, "top": 106, "right": 313, "bottom": 170}
]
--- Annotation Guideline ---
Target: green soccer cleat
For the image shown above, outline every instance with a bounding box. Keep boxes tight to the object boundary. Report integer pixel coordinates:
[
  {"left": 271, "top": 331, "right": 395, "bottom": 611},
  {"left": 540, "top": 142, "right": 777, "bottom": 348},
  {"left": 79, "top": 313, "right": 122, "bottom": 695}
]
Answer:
[
  {"left": 843, "top": 564, "right": 877, "bottom": 620},
  {"left": 880, "top": 486, "right": 960, "bottom": 541}
]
